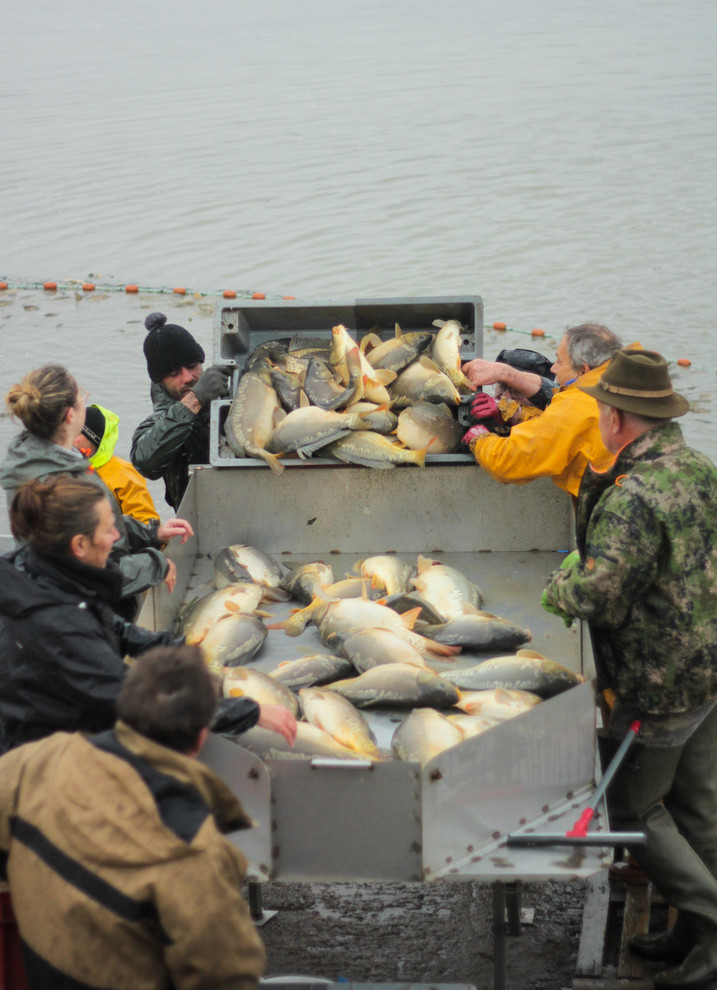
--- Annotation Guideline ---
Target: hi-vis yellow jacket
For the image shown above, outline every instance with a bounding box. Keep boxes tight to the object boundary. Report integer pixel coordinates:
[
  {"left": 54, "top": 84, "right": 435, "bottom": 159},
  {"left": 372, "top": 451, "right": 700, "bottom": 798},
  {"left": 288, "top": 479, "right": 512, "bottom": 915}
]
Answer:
[
  {"left": 90, "top": 405, "right": 160, "bottom": 523},
  {"left": 470, "top": 360, "right": 614, "bottom": 497}
]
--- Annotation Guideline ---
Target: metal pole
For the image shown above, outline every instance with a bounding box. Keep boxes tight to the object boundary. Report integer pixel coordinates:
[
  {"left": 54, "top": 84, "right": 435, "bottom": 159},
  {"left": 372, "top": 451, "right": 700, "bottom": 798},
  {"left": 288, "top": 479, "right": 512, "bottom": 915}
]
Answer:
[{"left": 492, "top": 881, "right": 506, "bottom": 990}]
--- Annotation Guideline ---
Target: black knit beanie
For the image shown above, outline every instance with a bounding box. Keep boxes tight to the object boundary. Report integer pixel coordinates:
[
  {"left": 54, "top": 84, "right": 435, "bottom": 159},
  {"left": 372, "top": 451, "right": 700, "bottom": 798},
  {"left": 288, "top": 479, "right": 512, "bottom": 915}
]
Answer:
[
  {"left": 81, "top": 405, "right": 106, "bottom": 447},
  {"left": 143, "top": 312, "right": 206, "bottom": 382}
]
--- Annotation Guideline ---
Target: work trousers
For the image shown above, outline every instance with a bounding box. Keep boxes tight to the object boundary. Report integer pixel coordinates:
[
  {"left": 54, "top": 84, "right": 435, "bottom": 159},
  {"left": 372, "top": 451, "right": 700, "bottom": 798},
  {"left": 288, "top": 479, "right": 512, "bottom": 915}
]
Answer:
[{"left": 605, "top": 704, "right": 717, "bottom": 932}]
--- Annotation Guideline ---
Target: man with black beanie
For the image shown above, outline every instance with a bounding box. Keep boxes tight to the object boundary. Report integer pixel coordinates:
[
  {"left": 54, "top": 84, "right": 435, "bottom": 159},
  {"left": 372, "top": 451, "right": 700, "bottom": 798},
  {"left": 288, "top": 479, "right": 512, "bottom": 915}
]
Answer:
[{"left": 131, "top": 312, "right": 231, "bottom": 510}]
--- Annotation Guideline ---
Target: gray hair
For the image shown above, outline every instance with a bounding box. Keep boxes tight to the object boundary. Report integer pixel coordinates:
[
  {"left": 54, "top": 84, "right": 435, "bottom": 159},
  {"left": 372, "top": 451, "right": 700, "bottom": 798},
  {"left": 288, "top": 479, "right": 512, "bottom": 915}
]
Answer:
[{"left": 563, "top": 324, "right": 623, "bottom": 372}]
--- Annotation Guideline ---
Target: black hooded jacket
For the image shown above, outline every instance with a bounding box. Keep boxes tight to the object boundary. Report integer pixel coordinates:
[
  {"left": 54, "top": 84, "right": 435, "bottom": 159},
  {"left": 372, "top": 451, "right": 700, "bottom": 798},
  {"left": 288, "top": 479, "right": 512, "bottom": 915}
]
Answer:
[{"left": 0, "top": 547, "right": 177, "bottom": 753}]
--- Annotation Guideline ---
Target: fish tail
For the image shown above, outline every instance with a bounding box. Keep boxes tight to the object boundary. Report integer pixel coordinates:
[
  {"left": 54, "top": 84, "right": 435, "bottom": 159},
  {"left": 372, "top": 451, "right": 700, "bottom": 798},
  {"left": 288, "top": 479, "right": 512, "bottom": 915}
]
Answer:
[{"left": 258, "top": 450, "right": 285, "bottom": 475}]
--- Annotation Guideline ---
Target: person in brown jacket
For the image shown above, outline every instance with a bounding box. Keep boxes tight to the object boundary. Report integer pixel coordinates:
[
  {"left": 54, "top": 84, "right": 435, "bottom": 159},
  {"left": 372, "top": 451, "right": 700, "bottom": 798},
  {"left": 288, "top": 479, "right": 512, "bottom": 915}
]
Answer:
[{"left": 0, "top": 643, "right": 266, "bottom": 990}]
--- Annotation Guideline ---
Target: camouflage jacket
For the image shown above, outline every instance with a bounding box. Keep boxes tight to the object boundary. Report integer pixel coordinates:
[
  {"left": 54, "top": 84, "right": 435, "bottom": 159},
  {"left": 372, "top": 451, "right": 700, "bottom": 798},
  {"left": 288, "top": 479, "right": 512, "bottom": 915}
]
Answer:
[{"left": 544, "top": 421, "right": 717, "bottom": 715}]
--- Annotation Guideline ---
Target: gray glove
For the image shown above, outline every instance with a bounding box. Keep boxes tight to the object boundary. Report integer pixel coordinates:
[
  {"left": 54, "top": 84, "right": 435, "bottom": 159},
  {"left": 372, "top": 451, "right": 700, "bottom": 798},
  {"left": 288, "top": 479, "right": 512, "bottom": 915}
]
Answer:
[{"left": 190, "top": 365, "right": 231, "bottom": 406}]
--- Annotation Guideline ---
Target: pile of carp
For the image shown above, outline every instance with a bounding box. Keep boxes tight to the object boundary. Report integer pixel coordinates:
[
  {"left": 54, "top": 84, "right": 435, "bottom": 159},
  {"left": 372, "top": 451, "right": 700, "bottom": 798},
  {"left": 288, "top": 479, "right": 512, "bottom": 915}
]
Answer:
[
  {"left": 179, "top": 544, "right": 583, "bottom": 768},
  {"left": 222, "top": 319, "right": 474, "bottom": 472}
]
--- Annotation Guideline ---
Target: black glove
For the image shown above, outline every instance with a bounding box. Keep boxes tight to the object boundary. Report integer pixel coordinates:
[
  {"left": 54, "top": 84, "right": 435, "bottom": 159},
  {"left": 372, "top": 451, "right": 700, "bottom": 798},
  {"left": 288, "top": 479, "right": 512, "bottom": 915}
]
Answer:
[
  {"left": 116, "top": 619, "right": 185, "bottom": 658},
  {"left": 212, "top": 696, "right": 260, "bottom": 735},
  {"left": 190, "top": 365, "right": 231, "bottom": 406}
]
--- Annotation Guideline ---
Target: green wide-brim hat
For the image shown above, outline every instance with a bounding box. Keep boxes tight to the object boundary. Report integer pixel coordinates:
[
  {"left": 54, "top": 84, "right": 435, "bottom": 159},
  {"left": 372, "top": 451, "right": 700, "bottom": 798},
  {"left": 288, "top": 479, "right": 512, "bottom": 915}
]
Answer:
[{"left": 579, "top": 348, "right": 690, "bottom": 418}]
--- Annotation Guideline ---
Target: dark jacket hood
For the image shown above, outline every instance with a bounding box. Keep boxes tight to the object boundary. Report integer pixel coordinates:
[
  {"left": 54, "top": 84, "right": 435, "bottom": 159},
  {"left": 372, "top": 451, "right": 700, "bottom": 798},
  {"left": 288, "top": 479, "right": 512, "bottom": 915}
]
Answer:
[{"left": 0, "top": 547, "right": 123, "bottom": 620}]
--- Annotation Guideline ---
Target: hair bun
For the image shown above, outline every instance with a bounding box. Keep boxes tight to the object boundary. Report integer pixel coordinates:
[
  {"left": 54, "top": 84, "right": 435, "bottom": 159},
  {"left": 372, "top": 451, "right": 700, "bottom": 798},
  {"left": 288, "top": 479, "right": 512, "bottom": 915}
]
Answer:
[{"left": 145, "top": 312, "right": 167, "bottom": 333}]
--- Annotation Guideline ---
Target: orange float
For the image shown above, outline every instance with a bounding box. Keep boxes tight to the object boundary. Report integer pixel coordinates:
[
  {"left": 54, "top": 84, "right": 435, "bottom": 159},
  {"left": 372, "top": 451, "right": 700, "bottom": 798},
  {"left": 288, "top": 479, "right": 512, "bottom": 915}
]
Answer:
[
  {"left": 252, "top": 292, "right": 266, "bottom": 300},
  {"left": 43, "top": 281, "right": 58, "bottom": 291},
  {"left": 223, "top": 290, "right": 237, "bottom": 299},
  {"left": 531, "top": 328, "right": 545, "bottom": 338},
  {"left": 492, "top": 321, "right": 507, "bottom": 331},
  {"left": 125, "top": 284, "right": 139, "bottom": 293},
  {"left": 173, "top": 287, "right": 186, "bottom": 295},
  {"left": 676, "top": 358, "right": 692, "bottom": 367},
  {"left": 0, "top": 282, "right": 7, "bottom": 290}
]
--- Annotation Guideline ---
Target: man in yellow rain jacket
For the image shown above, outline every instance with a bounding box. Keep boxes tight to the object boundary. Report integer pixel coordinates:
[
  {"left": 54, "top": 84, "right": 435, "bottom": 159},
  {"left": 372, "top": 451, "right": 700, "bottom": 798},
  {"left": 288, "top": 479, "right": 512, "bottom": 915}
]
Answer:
[
  {"left": 462, "top": 323, "right": 624, "bottom": 497},
  {"left": 77, "top": 404, "right": 160, "bottom": 523}
]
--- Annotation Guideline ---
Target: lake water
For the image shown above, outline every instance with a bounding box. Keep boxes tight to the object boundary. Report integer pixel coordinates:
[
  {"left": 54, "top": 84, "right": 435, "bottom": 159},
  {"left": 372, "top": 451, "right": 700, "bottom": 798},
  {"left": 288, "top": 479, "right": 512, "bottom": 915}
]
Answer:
[{"left": 2, "top": 0, "right": 716, "bottom": 532}]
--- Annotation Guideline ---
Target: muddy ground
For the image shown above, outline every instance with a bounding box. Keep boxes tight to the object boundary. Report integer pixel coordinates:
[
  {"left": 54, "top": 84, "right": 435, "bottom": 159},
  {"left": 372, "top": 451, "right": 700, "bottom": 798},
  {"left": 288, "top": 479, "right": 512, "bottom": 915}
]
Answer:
[{"left": 255, "top": 878, "right": 589, "bottom": 989}]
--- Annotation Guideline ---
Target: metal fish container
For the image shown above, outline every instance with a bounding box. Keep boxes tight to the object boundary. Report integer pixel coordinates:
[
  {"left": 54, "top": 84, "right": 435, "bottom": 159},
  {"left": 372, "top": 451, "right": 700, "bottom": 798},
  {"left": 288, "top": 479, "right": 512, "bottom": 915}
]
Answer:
[{"left": 138, "top": 461, "right": 609, "bottom": 885}]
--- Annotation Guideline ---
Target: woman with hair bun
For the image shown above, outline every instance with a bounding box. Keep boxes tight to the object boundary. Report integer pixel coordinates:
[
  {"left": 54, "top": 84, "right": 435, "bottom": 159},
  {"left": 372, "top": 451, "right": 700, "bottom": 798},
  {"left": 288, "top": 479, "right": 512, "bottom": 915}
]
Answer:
[
  {"left": 0, "top": 364, "right": 194, "bottom": 620},
  {"left": 0, "top": 475, "right": 183, "bottom": 753}
]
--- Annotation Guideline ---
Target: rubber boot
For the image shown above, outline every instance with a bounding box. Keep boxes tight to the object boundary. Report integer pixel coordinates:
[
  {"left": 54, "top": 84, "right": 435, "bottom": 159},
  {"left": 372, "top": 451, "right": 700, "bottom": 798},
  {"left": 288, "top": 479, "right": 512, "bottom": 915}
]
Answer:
[{"left": 630, "top": 913, "right": 695, "bottom": 962}]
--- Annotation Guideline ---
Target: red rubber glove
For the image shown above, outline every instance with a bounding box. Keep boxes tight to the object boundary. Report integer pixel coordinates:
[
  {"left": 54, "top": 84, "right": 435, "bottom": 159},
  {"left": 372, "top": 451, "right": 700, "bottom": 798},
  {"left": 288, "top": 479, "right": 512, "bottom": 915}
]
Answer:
[
  {"left": 462, "top": 424, "right": 490, "bottom": 448},
  {"left": 470, "top": 392, "right": 500, "bottom": 420}
]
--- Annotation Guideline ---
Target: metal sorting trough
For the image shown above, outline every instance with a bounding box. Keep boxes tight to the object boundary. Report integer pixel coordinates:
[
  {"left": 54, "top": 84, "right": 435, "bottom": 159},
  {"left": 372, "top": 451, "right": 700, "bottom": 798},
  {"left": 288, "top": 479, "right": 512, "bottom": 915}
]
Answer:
[{"left": 137, "top": 462, "right": 613, "bottom": 885}]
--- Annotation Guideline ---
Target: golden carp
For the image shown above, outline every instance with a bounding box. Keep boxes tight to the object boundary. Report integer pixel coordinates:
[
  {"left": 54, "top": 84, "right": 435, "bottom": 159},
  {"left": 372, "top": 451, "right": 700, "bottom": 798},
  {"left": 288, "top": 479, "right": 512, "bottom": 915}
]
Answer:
[
  {"left": 326, "top": 627, "right": 428, "bottom": 671},
  {"left": 361, "top": 323, "right": 433, "bottom": 373},
  {"left": 304, "top": 348, "right": 364, "bottom": 410},
  {"left": 441, "top": 650, "right": 582, "bottom": 698},
  {"left": 328, "top": 663, "right": 460, "bottom": 709},
  {"left": 269, "top": 405, "right": 371, "bottom": 457},
  {"left": 391, "top": 708, "right": 464, "bottom": 765},
  {"left": 214, "top": 544, "right": 288, "bottom": 599},
  {"left": 430, "top": 319, "right": 474, "bottom": 393},
  {"left": 410, "top": 556, "right": 484, "bottom": 619},
  {"left": 224, "top": 362, "right": 285, "bottom": 474},
  {"left": 299, "top": 687, "right": 381, "bottom": 759},
  {"left": 223, "top": 666, "right": 300, "bottom": 716},
  {"left": 311, "top": 597, "right": 459, "bottom": 658},
  {"left": 180, "top": 584, "right": 264, "bottom": 643},
  {"left": 238, "top": 722, "right": 366, "bottom": 760},
  {"left": 329, "top": 324, "right": 396, "bottom": 404},
  {"left": 326, "top": 431, "right": 428, "bottom": 469},
  {"left": 454, "top": 687, "right": 542, "bottom": 719},
  {"left": 268, "top": 653, "right": 355, "bottom": 690},
  {"left": 389, "top": 356, "right": 461, "bottom": 408},
  {"left": 396, "top": 401, "right": 464, "bottom": 454},
  {"left": 354, "top": 554, "right": 414, "bottom": 595},
  {"left": 321, "top": 576, "right": 383, "bottom": 600},
  {"left": 420, "top": 610, "right": 531, "bottom": 651},
  {"left": 199, "top": 614, "right": 268, "bottom": 673},
  {"left": 343, "top": 401, "right": 398, "bottom": 434}
]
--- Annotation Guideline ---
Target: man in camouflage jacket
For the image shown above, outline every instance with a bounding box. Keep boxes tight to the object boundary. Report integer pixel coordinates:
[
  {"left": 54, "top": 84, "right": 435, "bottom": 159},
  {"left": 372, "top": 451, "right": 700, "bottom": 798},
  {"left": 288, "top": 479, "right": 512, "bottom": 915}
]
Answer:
[{"left": 543, "top": 349, "right": 717, "bottom": 990}]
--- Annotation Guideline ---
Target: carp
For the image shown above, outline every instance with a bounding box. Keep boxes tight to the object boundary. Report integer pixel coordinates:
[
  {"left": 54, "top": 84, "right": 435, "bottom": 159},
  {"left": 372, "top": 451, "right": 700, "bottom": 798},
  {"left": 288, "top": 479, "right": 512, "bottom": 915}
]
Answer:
[
  {"left": 396, "top": 401, "right": 464, "bottom": 454},
  {"left": 303, "top": 349, "right": 364, "bottom": 410},
  {"left": 238, "top": 722, "right": 365, "bottom": 760},
  {"left": 321, "top": 576, "right": 383, "bottom": 600},
  {"left": 343, "top": 401, "right": 398, "bottom": 434},
  {"left": 223, "top": 666, "right": 300, "bottom": 716},
  {"left": 299, "top": 687, "right": 382, "bottom": 759},
  {"left": 281, "top": 560, "right": 335, "bottom": 604},
  {"left": 180, "top": 583, "right": 264, "bottom": 643},
  {"left": 410, "top": 556, "right": 484, "bottom": 619},
  {"left": 381, "top": 591, "right": 447, "bottom": 626},
  {"left": 325, "top": 431, "right": 428, "bottom": 469},
  {"left": 329, "top": 324, "right": 396, "bottom": 404},
  {"left": 268, "top": 653, "right": 355, "bottom": 690},
  {"left": 214, "top": 544, "right": 288, "bottom": 598},
  {"left": 389, "top": 356, "right": 461, "bottom": 408},
  {"left": 199, "top": 614, "right": 267, "bottom": 673},
  {"left": 326, "top": 627, "right": 428, "bottom": 672},
  {"left": 391, "top": 708, "right": 464, "bottom": 765},
  {"left": 441, "top": 650, "right": 582, "bottom": 698},
  {"left": 446, "top": 713, "right": 500, "bottom": 740},
  {"left": 361, "top": 323, "right": 433, "bottom": 373},
  {"left": 224, "top": 362, "right": 285, "bottom": 474},
  {"left": 269, "top": 405, "right": 371, "bottom": 458},
  {"left": 421, "top": 609, "right": 531, "bottom": 651},
  {"left": 454, "top": 687, "right": 542, "bottom": 720},
  {"left": 430, "top": 319, "right": 474, "bottom": 393},
  {"left": 354, "top": 554, "right": 414, "bottom": 595},
  {"left": 328, "top": 663, "right": 461, "bottom": 709}
]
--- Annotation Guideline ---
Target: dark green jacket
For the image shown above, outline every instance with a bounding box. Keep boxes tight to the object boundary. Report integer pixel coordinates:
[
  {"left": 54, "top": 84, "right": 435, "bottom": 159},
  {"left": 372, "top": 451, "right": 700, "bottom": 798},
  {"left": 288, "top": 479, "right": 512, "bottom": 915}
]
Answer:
[
  {"left": 544, "top": 421, "right": 717, "bottom": 714},
  {"left": 0, "top": 432, "right": 167, "bottom": 600},
  {"left": 131, "top": 383, "right": 211, "bottom": 511}
]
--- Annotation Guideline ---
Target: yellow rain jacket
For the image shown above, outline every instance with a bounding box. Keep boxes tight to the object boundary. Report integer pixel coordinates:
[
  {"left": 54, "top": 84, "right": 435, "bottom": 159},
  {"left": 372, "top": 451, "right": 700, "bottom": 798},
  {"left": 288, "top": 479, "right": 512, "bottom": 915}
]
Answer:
[
  {"left": 470, "top": 360, "right": 614, "bottom": 496},
  {"left": 89, "top": 405, "right": 160, "bottom": 523}
]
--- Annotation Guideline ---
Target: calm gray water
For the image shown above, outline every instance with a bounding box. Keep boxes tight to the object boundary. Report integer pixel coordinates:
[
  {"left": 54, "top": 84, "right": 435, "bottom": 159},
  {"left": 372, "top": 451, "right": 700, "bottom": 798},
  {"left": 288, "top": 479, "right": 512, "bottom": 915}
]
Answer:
[{"left": 2, "top": 0, "right": 716, "bottom": 528}]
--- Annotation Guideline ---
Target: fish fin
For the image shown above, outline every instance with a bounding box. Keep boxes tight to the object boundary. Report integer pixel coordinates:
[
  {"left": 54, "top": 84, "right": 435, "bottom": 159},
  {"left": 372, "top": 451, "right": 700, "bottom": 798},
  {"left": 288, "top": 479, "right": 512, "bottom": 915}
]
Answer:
[
  {"left": 254, "top": 449, "right": 285, "bottom": 475},
  {"left": 299, "top": 390, "right": 311, "bottom": 408},
  {"left": 370, "top": 368, "right": 397, "bottom": 386},
  {"left": 516, "top": 649, "right": 546, "bottom": 659},
  {"left": 360, "top": 333, "right": 382, "bottom": 354},
  {"left": 432, "top": 319, "right": 446, "bottom": 328},
  {"left": 461, "top": 603, "right": 485, "bottom": 616},
  {"left": 272, "top": 407, "right": 287, "bottom": 427},
  {"left": 399, "top": 606, "right": 423, "bottom": 629},
  {"left": 394, "top": 322, "right": 403, "bottom": 338},
  {"left": 370, "top": 574, "right": 386, "bottom": 590},
  {"left": 255, "top": 609, "right": 273, "bottom": 618},
  {"left": 412, "top": 445, "right": 428, "bottom": 468},
  {"left": 353, "top": 559, "right": 364, "bottom": 574},
  {"left": 416, "top": 554, "right": 436, "bottom": 574},
  {"left": 425, "top": 642, "right": 462, "bottom": 658},
  {"left": 228, "top": 687, "right": 246, "bottom": 697}
]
